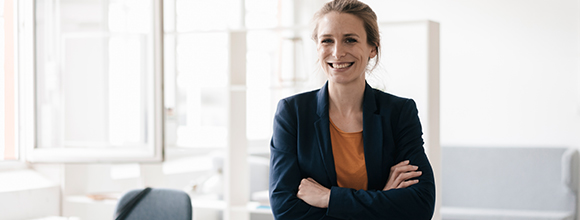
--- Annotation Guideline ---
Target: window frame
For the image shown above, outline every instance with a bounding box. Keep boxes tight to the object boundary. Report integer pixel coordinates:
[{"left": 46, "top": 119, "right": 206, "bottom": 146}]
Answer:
[
  {"left": 21, "top": 0, "right": 164, "bottom": 163},
  {"left": 0, "top": 0, "right": 24, "bottom": 164}
]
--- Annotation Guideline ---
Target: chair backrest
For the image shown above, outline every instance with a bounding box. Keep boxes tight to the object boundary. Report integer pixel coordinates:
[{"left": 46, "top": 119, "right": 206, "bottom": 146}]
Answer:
[{"left": 114, "top": 188, "right": 192, "bottom": 220}]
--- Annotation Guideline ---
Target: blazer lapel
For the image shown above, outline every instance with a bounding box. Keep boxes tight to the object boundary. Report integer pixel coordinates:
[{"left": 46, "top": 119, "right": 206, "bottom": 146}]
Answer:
[
  {"left": 362, "top": 82, "right": 384, "bottom": 190},
  {"left": 314, "top": 82, "right": 338, "bottom": 186}
]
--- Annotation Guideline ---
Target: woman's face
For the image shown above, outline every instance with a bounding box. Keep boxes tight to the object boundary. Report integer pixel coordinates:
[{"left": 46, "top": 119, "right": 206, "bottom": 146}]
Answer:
[{"left": 316, "top": 12, "right": 377, "bottom": 85}]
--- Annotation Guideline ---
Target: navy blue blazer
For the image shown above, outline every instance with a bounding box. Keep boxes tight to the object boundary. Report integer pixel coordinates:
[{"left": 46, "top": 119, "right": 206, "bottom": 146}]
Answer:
[{"left": 269, "top": 82, "right": 435, "bottom": 219}]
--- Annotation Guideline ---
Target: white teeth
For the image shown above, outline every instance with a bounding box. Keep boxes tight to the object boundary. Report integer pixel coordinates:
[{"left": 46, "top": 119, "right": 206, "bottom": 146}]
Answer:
[{"left": 333, "top": 63, "right": 352, "bottom": 69}]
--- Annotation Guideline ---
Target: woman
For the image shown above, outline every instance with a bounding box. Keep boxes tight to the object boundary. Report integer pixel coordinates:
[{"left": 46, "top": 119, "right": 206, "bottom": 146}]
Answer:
[{"left": 269, "top": 0, "right": 436, "bottom": 219}]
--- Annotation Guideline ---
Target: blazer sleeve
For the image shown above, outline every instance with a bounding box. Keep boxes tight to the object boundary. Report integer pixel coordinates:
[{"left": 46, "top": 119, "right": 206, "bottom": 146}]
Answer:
[
  {"left": 269, "top": 99, "right": 331, "bottom": 219},
  {"left": 325, "top": 99, "right": 436, "bottom": 220}
]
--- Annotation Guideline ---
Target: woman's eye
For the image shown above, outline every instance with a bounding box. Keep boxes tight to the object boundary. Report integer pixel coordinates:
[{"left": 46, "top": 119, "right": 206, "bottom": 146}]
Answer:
[
  {"left": 346, "top": 38, "right": 357, "bottom": 43},
  {"left": 321, "top": 39, "right": 333, "bottom": 44}
]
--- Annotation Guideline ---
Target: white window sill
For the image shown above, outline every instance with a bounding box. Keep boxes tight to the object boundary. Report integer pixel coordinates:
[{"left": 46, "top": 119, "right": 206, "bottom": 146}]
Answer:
[
  {"left": 0, "top": 160, "right": 28, "bottom": 172},
  {"left": 0, "top": 168, "right": 61, "bottom": 219},
  {"left": 30, "top": 217, "right": 79, "bottom": 220},
  {"left": 0, "top": 168, "right": 58, "bottom": 193}
]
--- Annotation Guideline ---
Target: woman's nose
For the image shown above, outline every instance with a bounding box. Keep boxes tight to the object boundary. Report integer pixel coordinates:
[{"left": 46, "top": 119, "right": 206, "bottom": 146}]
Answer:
[{"left": 332, "top": 42, "right": 346, "bottom": 59}]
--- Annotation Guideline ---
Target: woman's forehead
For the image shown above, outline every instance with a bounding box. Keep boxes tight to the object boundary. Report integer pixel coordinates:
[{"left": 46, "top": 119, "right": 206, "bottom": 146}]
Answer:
[{"left": 317, "top": 12, "right": 366, "bottom": 38}]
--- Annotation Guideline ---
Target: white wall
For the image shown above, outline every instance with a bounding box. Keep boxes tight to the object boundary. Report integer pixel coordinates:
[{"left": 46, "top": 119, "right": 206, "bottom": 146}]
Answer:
[{"left": 364, "top": 0, "right": 580, "bottom": 148}]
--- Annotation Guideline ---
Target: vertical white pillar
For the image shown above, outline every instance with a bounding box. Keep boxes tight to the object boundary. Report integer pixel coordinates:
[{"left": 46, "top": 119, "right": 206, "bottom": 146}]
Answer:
[
  {"left": 427, "top": 21, "right": 441, "bottom": 220},
  {"left": 153, "top": 0, "right": 164, "bottom": 162},
  {"left": 224, "top": 31, "right": 249, "bottom": 220},
  {"left": 163, "top": 0, "right": 177, "bottom": 147}
]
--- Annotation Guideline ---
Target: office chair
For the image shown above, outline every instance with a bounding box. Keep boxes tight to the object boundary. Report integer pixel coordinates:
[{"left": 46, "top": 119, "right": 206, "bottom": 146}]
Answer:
[{"left": 114, "top": 188, "right": 192, "bottom": 220}]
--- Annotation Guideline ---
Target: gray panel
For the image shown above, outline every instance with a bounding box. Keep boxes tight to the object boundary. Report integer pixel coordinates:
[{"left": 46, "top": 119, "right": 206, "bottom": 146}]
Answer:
[{"left": 442, "top": 147, "right": 576, "bottom": 212}]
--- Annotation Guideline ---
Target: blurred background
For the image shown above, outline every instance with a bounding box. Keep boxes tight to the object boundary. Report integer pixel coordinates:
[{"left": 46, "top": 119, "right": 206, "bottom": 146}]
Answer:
[{"left": 1, "top": 0, "right": 579, "bottom": 220}]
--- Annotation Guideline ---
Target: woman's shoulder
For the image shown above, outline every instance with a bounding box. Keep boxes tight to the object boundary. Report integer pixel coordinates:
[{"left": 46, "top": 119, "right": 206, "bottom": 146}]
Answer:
[
  {"left": 370, "top": 87, "right": 415, "bottom": 108},
  {"left": 279, "top": 88, "right": 320, "bottom": 106},
  {"left": 273, "top": 88, "right": 321, "bottom": 118}
]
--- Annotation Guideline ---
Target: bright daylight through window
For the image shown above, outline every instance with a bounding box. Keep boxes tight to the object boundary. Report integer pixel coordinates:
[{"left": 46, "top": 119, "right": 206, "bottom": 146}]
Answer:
[{"left": 29, "top": 0, "right": 162, "bottom": 162}]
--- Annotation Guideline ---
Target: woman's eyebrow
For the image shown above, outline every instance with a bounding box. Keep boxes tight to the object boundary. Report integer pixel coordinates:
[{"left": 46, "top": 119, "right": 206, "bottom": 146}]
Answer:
[{"left": 319, "top": 33, "right": 360, "bottom": 39}]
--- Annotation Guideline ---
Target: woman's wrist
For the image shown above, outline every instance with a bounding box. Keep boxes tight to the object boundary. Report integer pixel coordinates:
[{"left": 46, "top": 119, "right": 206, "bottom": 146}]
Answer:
[{"left": 321, "top": 188, "right": 331, "bottom": 208}]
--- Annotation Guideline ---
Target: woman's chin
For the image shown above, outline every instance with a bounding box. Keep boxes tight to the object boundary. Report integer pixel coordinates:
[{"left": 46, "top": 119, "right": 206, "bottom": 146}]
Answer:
[{"left": 327, "top": 75, "right": 365, "bottom": 85}]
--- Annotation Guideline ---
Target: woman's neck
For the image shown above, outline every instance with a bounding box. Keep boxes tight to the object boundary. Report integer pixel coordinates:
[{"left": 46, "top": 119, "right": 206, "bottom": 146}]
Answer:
[{"left": 327, "top": 80, "right": 365, "bottom": 117}]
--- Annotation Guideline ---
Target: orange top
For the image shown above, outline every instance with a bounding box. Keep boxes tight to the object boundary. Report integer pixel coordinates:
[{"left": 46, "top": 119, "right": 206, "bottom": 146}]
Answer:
[{"left": 329, "top": 118, "right": 368, "bottom": 190}]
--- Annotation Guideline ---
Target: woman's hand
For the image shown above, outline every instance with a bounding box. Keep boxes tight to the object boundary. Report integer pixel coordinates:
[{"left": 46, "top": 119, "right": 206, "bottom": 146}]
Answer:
[
  {"left": 383, "top": 160, "right": 422, "bottom": 191},
  {"left": 297, "top": 178, "right": 331, "bottom": 208}
]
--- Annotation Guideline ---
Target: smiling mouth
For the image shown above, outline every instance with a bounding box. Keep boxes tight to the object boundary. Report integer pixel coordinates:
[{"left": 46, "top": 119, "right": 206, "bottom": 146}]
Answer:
[{"left": 329, "top": 62, "right": 354, "bottom": 69}]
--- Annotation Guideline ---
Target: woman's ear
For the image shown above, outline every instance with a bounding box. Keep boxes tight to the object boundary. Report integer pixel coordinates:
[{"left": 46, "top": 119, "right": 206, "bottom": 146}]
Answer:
[{"left": 369, "top": 45, "right": 378, "bottom": 59}]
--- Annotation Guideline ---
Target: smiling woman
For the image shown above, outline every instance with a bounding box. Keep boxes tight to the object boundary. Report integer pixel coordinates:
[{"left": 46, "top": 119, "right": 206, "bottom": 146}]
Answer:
[
  {"left": 269, "top": 0, "right": 436, "bottom": 219},
  {"left": 316, "top": 12, "right": 377, "bottom": 89}
]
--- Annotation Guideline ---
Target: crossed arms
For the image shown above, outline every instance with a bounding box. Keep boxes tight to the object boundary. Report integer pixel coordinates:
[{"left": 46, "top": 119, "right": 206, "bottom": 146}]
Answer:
[{"left": 269, "top": 98, "right": 435, "bottom": 220}]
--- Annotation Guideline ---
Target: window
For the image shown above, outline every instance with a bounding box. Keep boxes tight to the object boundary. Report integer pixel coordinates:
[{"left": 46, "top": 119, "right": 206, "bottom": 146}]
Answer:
[
  {"left": 27, "top": 0, "right": 163, "bottom": 162},
  {"left": 164, "top": 0, "right": 234, "bottom": 150}
]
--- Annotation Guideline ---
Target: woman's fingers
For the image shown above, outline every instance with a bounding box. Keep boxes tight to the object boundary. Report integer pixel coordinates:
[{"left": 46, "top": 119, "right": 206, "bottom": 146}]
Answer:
[
  {"left": 397, "top": 179, "right": 420, "bottom": 188},
  {"left": 395, "top": 170, "right": 422, "bottom": 181},
  {"left": 297, "top": 177, "right": 330, "bottom": 208},
  {"left": 383, "top": 161, "right": 423, "bottom": 191},
  {"left": 306, "top": 177, "right": 317, "bottom": 184},
  {"left": 390, "top": 160, "right": 410, "bottom": 171},
  {"left": 394, "top": 170, "right": 422, "bottom": 185},
  {"left": 388, "top": 161, "right": 415, "bottom": 182},
  {"left": 389, "top": 165, "right": 418, "bottom": 183},
  {"left": 391, "top": 163, "right": 418, "bottom": 174},
  {"left": 390, "top": 170, "right": 421, "bottom": 189}
]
